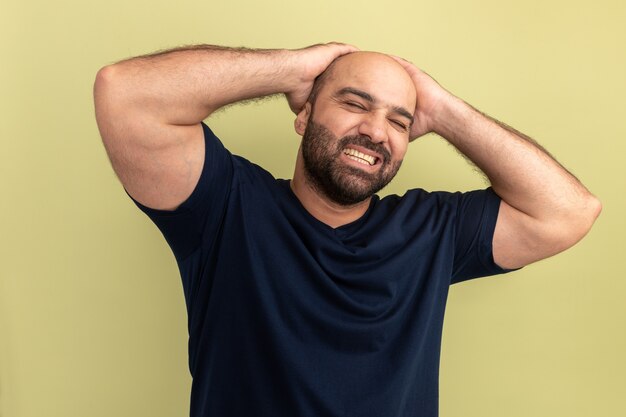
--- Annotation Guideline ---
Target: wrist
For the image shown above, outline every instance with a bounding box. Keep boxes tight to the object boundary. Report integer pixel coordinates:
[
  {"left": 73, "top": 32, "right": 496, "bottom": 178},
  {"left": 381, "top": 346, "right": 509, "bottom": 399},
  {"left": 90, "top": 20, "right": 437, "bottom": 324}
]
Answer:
[
  {"left": 429, "top": 94, "right": 473, "bottom": 139},
  {"left": 280, "top": 48, "right": 310, "bottom": 95}
]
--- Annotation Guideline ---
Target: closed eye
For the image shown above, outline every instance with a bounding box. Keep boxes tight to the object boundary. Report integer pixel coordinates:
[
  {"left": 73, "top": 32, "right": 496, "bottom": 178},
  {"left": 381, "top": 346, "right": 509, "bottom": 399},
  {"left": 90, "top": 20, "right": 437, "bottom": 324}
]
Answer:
[
  {"left": 390, "top": 119, "right": 408, "bottom": 130},
  {"left": 345, "top": 101, "right": 366, "bottom": 110}
]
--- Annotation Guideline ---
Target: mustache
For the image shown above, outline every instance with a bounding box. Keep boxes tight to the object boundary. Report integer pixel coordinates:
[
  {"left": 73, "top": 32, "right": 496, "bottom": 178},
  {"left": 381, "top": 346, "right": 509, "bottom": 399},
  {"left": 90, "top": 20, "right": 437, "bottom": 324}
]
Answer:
[{"left": 337, "top": 135, "right": 391, "bottom": 163}]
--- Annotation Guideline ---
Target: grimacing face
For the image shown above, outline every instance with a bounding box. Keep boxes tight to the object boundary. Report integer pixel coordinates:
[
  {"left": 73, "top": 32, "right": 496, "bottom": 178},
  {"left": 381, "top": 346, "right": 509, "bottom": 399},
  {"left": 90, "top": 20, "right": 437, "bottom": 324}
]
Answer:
[
  {"left": 297, "top": 52, "right": 417, "bottom": 206},
  {"left": 301, "top": 115, "right": 403, "bottom": 206}
]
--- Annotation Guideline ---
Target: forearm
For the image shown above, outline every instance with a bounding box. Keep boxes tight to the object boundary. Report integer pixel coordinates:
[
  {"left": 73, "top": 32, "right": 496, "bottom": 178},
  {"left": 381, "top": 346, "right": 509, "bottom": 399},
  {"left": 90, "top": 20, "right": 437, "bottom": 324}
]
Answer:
[
  {"left": 95, "top": 45, "right": 298, "bottom": 126},
  {"left": 434, "top": 96, "right": 600, "bottom": 228}
]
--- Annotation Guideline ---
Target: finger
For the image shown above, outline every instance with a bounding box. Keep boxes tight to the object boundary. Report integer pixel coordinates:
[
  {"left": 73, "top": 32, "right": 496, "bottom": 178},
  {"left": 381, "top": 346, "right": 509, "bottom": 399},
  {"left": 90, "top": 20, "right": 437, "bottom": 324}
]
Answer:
[
  {"left": 326, "top": 41, "right": 360, "bottom": 55},
  {"left": 327, "top": 41, "right": 359, "bottom": 50},
  {"left": 389, "top": 54, "right": 409, "bottom": 62}
]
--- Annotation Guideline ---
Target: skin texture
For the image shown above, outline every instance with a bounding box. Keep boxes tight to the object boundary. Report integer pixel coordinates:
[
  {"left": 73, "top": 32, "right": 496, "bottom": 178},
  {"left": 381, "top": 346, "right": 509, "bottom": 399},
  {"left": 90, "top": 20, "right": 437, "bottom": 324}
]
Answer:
[
  {"left": 94, "top": 43, "right": 601, "bottom": 271},
  {"left": 300, "top": 118, "right": 402, "bottom": 206},
  {"left": 291, "top": 52, "right": 418, "bottom": 226}
]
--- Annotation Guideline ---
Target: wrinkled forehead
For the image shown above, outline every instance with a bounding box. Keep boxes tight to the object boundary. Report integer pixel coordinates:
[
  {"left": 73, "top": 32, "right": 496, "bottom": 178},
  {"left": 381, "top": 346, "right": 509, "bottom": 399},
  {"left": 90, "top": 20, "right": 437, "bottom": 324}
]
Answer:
[{"left": 327, "top": 52, "right": 417, "bottom": 110}]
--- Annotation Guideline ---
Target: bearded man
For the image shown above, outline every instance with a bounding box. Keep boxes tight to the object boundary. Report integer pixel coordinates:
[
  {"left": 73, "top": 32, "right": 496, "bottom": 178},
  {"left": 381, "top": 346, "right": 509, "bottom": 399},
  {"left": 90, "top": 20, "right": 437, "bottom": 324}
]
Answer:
[{"left": 93, "top": 43, "right": 601, "bottom": 417}]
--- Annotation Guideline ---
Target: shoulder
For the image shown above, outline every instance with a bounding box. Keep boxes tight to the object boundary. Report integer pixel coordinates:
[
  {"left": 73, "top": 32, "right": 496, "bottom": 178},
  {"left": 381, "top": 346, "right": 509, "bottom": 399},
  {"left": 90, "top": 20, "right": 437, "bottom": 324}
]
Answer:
[
  {"left": 371, "top": 188, "right": 500, "bottom": 228},
  {"left": 231, "top": 154, "right": 278, "bottom": 186},
  {"left": 377, "top": 188, "right": 463, "bottom": 212}
]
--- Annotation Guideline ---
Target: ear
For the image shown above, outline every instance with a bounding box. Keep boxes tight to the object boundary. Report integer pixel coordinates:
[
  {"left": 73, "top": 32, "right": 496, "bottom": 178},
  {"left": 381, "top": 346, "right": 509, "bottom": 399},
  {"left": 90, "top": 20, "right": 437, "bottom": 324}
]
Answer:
[{"left": 294, "top": 102, "right": 312, "bottom": 136}]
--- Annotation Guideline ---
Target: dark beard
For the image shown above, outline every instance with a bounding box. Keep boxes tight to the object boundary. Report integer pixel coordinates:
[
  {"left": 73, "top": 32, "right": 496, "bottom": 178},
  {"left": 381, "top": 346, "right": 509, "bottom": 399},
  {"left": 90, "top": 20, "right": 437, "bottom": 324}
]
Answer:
[{"left": 301, "top": 119, "right": 403, "bottom": 206}]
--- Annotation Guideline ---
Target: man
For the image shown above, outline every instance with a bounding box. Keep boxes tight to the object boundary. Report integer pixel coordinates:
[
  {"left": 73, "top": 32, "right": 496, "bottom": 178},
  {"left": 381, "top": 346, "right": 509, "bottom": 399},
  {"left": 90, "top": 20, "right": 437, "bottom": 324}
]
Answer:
[{"left": 93, "top": 43, "right": 601, "bottom": 416}]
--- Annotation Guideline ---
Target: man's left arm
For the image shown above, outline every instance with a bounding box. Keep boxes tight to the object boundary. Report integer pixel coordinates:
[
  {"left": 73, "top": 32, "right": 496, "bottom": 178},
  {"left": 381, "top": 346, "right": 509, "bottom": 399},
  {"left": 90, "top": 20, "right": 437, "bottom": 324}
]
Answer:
[{"left": 394, "top": 57, "right": 602, "bottom": 270}]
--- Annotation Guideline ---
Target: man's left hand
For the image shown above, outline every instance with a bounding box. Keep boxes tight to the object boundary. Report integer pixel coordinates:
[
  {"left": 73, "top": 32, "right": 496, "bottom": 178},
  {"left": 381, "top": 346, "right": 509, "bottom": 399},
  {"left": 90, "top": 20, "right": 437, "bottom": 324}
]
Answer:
[{"left": 390, "top": 56, "right": 456, "bottom": 141}]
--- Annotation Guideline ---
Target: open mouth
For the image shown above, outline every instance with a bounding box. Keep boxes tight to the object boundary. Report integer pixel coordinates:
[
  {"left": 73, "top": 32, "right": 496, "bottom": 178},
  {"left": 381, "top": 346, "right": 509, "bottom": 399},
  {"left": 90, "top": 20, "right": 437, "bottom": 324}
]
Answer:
[{"left": 342, "top": 148, "right": 379, "bottom": 166}]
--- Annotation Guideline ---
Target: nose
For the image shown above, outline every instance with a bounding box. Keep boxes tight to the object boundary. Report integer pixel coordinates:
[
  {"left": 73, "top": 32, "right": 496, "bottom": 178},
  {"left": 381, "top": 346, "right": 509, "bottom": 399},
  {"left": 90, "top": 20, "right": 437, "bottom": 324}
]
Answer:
[{"left": 357, "top": 113, "right": 388, "bottom": 144}]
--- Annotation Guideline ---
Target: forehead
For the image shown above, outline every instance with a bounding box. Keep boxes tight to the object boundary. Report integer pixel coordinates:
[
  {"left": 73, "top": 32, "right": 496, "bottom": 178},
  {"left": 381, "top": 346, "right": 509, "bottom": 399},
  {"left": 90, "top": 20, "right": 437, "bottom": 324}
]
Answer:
[{"left": 324, "top": 52, "right": 416, "bottom": 110}]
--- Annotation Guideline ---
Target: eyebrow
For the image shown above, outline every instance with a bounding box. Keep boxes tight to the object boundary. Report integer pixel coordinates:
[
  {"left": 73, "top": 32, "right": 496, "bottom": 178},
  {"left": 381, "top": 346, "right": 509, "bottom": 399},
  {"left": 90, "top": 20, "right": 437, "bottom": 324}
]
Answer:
[{"left": 336, "top": 87, "right": 414, "bottom": 124}]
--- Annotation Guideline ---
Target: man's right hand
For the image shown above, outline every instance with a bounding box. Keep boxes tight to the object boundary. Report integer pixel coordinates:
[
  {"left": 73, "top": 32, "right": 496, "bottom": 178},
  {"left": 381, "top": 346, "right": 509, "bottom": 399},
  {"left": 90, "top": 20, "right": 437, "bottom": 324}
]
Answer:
[{"left": 285, "top": 42, "right": 358, "bottom": 114}]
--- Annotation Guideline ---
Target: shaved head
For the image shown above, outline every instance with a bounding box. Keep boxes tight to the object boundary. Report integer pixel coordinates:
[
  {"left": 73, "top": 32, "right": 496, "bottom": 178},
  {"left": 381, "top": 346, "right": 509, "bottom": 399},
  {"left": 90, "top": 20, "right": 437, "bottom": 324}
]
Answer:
[
  {"left": 295, "top": 52, "right": 419, "bottom": 205},
  {"left": 307, "top": 51, "right": 416, "bottom": 109}
]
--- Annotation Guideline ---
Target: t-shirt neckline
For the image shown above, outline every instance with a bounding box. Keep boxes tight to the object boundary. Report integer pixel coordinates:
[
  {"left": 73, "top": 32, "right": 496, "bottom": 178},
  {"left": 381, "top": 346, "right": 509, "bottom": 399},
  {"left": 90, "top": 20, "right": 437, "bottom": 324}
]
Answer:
[{"left": 279, "top": 179, "right": 378, "bottom": 235}]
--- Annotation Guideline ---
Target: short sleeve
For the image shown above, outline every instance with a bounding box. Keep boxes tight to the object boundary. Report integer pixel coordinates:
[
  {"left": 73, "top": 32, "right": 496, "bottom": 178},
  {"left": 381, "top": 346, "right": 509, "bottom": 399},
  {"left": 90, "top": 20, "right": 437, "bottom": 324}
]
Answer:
[
  {"left": 125, "top": 122, "right": 233, "bottom": 262},
  {"left": 451, "top": 187, "right": 518, "bottom": 284}
]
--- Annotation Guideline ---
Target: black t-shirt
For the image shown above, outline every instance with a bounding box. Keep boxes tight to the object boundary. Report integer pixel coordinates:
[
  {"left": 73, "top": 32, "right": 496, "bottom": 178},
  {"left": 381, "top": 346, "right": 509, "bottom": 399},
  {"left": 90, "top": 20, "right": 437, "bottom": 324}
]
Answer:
[{"left": 128, "top": 122, "right": 515, "bottom": 417}]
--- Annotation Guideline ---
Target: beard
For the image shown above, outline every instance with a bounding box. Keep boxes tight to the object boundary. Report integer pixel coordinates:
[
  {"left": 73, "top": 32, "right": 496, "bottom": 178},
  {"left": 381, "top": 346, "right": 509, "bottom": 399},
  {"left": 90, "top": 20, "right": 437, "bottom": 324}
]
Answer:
[{"left": 301, "top": 118, "right": 403, "bottom": 206}]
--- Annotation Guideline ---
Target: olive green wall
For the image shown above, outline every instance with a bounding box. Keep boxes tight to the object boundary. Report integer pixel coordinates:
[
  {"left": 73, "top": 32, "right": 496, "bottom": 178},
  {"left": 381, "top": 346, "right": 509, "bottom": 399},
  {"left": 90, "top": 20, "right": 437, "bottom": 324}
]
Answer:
[{"left": 2, "top": 0, "right": 624, "bottom": 416}]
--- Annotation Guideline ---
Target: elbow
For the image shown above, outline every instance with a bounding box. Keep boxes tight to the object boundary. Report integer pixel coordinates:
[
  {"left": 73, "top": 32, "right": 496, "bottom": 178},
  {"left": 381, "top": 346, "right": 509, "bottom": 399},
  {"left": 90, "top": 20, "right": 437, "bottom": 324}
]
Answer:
[
  {"left": 554, "top": 193, "right": 602, "bottom": 251},
  {"left": 583, "top": 194, "right": 602, "bottom": 237},
  {"left": 588, "top": 194, "right": 603, "bottom": 223},
  {"left": 577, "top": 193, "right": 602, "bottom": 234},
  {"left": 93, "top": 64, "right": 128, "bottom": 139},
  {"left": 93, "top": 66, "right": 115, "bottom": 137},
  {"left": 499, "top": 193, "right": 602, "bottom": 268},
  {"left": 93, "top": 65, "right": 119, "bottom": 102}
]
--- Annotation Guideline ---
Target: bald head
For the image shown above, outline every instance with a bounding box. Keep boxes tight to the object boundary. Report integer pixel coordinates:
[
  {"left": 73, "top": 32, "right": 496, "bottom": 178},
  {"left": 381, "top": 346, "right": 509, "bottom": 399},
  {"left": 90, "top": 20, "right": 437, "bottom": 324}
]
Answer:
[{"left": 308, "top": 51, "right": 416, "bottom": 111}]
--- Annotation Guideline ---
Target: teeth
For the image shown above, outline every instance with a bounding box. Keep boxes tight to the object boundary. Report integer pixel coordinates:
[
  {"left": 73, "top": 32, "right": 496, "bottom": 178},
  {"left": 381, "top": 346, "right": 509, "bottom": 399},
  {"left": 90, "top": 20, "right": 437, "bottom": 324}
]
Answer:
[
  {"left": 346, "top": 154, "right": 370, "bottom": 165},
  {"left": 343, "top": 148, "right": 376, "bottom": 165}
]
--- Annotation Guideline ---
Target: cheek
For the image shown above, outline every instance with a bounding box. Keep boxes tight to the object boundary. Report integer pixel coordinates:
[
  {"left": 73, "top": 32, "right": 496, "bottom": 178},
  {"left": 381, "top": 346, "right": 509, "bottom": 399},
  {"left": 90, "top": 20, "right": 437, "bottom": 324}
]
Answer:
[
  {"left": 317, "top": 111, "right": 361, "bottom": 134},
  {"left": 390, "top": 137, "right": 409, "bottom": 161}
]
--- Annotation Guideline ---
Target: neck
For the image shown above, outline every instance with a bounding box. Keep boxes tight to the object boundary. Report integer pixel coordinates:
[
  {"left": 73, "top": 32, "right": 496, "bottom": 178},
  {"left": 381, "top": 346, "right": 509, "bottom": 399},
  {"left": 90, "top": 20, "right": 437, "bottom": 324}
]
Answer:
[{"left": 290, "top": 155, "right": 371, "bottom": 229}]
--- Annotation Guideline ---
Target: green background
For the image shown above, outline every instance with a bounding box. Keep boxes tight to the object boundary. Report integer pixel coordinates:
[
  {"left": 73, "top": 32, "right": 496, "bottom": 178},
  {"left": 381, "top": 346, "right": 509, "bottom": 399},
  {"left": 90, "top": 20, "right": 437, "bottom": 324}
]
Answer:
[{"left": 2, "top": 0, "right": 624, "bottom": 416}]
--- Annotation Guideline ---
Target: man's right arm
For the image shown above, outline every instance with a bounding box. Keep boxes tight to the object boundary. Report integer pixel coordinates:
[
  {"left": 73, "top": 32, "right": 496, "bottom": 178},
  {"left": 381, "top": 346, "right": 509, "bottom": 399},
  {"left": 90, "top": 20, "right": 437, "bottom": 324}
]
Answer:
[{"left": 93, "top": 43, "right": 356, "bottom": 210}]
